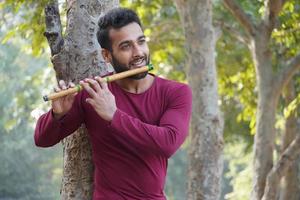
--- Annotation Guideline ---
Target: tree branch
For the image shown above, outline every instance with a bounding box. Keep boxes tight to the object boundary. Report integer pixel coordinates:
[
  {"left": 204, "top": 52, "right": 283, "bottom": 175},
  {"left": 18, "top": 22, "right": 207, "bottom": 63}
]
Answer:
[
  {"left": 262, "top": 133, "right": 300, "bottom": 200},
  {"left": 263, "top": 0, "right": 287, "bottom": 33},
  {"left": 219, "top": 22, "right": 251, "bottom": 46},
  {"left": 44, "top": 0, "right": 64, "bottom": 56},
  {"left": 275, "top": 52, "right": 300, "bottom": 94},
  {"left": 223, "top": 0, "right": 256, "bottom": 36}
]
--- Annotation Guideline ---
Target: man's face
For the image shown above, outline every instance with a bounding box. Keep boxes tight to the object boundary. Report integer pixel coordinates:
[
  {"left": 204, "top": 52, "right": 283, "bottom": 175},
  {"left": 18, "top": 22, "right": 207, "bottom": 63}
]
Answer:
[{"left": 107, "top": 22, "right": 150, "bottom": 79}]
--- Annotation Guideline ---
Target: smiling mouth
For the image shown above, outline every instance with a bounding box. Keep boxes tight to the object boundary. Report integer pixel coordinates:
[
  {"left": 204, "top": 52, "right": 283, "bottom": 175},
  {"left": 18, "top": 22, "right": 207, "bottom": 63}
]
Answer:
[{"left": 130, "top": 58, "right": 146, "bottom": 68}]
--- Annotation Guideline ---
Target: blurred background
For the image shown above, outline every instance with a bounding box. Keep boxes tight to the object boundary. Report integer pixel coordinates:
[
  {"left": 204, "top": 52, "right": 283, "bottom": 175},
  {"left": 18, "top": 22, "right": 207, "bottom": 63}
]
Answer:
[{"left": 0, "top": 0, "right": 299, "bottom": 199}]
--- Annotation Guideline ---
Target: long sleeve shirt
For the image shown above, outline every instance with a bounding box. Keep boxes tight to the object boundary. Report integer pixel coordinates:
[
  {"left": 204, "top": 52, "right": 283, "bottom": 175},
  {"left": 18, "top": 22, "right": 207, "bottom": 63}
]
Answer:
[{"left": 34, "top": 74, "right": 192, "bottom": 200}]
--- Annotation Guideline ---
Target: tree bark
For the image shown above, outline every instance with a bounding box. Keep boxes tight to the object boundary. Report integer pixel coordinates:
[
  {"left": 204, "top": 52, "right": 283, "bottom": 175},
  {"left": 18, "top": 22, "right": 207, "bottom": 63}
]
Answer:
[
  {"left": 279, "top": 81, "right": 300, "bottom": 200},
  {"left": 44, "top": 0, "right": 119, "bottom": 199},
  {"left": 174, "top": 0, "right": 224, "bottom": 199},
  {"left": 262, "top": 134, "right": 300, "bottom": 200}
]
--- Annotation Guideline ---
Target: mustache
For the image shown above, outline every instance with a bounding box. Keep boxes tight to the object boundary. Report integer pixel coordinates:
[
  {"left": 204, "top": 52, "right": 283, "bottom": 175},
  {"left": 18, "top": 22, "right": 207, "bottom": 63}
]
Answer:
[{"left": 129, "top": 56, "right": 148, "bottom": 65}]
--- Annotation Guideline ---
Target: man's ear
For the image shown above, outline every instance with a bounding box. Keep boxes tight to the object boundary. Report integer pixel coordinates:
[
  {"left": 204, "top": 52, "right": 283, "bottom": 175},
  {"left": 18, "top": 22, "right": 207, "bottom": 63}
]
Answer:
[{"left": 101, "top": 48, "right": 112, "bottom": 63}]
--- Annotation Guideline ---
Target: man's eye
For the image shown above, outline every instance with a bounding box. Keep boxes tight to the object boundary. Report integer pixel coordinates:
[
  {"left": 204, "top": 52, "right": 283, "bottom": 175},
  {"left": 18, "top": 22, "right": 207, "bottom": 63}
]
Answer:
[
  {"left": 121, "top": 44, "right": 130, "bottom": 50},
  {"left": 138, "top": 39, "right": 146, "bottom": 44}
]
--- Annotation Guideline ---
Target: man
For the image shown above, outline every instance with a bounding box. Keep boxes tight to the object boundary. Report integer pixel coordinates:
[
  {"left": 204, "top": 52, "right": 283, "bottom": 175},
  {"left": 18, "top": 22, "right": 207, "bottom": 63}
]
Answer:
[{"left": 35, "top": 8, "right": 192, "bottom": 200}]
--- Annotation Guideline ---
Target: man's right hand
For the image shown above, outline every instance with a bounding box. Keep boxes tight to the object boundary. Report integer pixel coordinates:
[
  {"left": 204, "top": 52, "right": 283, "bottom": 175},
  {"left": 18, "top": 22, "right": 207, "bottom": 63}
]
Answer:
[{"left": 52, "top": 80, "right": 77, "bottom": 120}]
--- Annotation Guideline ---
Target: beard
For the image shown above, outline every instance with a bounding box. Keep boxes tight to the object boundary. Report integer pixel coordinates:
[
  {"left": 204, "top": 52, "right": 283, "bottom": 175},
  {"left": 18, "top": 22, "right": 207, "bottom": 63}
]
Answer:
[{"left": 111, "top": 54, "right": 150, "bottom": 80}]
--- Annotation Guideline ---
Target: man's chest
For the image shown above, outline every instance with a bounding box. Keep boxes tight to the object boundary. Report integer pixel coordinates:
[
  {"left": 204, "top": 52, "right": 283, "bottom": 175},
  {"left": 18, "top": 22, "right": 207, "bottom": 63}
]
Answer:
[{"left": 114, "top": 92, "right": 166, "bottom": 125}]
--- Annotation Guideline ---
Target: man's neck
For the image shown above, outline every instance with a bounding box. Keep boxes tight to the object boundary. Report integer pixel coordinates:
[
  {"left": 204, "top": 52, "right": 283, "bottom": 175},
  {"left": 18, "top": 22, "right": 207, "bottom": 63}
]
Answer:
[{"left": 115, "top": 74, "right": 154, "bottom": 94}]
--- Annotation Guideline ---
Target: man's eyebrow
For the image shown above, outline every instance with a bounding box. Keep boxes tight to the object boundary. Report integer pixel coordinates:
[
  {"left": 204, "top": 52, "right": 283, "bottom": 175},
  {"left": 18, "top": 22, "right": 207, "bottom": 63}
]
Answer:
[
  {"left": 118, "top": 35, "right": 146, "bottom": 47},
  {"left": 138, "top": 35, "right": 146, "bottom": 40}
]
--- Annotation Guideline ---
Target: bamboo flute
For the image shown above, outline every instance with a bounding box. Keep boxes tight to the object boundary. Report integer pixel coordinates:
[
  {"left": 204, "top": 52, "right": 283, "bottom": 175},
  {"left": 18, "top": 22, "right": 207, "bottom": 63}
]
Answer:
[{"left": 43, "top": 64, "right": 153, "bottom": 102}]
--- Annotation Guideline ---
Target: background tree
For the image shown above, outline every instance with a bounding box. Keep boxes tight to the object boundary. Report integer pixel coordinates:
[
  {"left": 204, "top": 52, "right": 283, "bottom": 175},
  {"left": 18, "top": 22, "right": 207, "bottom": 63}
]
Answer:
[
  {"left": 280, "top": 80, "right": 300, "bottom": 200},
  {"left": 174, "top": 0, "right": 224, "bottom": 199},
  {"left": 222, "top": 0, "right": 300, "bottom": 199}
]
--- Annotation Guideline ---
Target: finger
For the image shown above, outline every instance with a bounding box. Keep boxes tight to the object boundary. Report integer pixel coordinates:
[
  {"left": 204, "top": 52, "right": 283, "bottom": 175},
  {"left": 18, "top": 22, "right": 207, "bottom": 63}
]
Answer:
[
  {"left": 95, "top": 76, "right": 108, "bottom": 91},
  {"left": 85, "top": 78, "right": 102, "bottom": 93},
  {"left": 59, "top": 80, "right": 67, "bottom": 90},
  {"left": 80, "top": 80, "right": 97, "bottom": 98},
  {"left": 68, "top": 82, "right": 78, "bottom": 97},
  {"left": 54, "top": 86, "right": 61, "bottom": 92},
  {"left": 68, "top": 81, "right": 76, "bottom": 88}
]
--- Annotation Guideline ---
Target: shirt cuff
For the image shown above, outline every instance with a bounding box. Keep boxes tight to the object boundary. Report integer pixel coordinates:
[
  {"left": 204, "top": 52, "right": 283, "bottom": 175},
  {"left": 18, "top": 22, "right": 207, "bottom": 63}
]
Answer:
[
  {"left": 50, "top": 109, "right": 68, "bottom": 123},
  {"left": 109, "top": 109, "right": 125, "bottom": 130}
]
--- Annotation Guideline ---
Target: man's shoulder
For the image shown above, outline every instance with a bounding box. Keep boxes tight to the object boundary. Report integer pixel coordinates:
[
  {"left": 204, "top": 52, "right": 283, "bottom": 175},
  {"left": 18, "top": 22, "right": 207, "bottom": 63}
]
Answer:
[
  {"left": 154, "top": 76, "right": 192, "bottom": 106},
  {"left": 155, "top": 75, "right": 190, "bottom": 92}
]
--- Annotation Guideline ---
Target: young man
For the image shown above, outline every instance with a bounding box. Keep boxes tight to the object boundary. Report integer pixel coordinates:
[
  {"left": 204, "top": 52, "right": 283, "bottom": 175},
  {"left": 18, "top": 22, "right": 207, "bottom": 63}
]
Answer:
[{"left": 35, "top": 8, "right": 192, "bottom": 200}]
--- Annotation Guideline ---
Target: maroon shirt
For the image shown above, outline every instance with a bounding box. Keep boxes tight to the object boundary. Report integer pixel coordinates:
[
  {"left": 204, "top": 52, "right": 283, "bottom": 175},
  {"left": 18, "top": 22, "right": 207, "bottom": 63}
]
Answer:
[{"left": 34, "top": 74, "right": 192, "bottom": 200}]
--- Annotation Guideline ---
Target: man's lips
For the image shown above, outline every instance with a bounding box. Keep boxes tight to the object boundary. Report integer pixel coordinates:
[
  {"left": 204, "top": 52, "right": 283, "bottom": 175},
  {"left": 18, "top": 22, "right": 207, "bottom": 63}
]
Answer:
[{"left": 130, "top": 58, "right": 146, "bottom": 68}]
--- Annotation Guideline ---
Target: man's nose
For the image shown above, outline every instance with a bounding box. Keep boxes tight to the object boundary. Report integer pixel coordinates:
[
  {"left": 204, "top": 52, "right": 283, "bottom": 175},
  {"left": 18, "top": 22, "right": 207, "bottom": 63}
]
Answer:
[{"left": 132, "top": 43, "right": 143, "bottom": 57}]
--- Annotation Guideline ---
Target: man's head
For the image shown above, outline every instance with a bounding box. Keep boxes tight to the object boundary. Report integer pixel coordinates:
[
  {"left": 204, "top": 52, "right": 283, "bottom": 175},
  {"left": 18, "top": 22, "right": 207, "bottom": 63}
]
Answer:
[{"left": 97, "top": 8, "right": 150, "bottom": 79}]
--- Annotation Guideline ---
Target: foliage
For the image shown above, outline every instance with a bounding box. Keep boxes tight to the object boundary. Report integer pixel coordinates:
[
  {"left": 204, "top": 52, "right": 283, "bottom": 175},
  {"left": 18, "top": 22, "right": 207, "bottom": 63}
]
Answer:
[
  {"left": 223, "top": 142, "right": 252, "bottom": 200},
  {"left": 0, "top": 0, "right": 58, "bottom": 56},
  {"left": 0, "top": 35, "right": 62, "bottom": 199},
  {"left": 216, "top": 32, "right": 256, "bottom": 139},
  {"left": 271, "top": 0, "right": 300, "bottom": 67}
]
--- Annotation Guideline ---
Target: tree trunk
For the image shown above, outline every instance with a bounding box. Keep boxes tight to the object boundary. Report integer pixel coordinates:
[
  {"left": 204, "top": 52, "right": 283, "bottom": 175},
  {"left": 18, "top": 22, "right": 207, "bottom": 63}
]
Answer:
[
  {"left": 250, "top": 27, "right": 300, "bottom": 200},
  {"left": 44, "top": 0, "right": 119, "bottom": 199},
  {"left": 174, "top": 0, "right": 224, "bottom": 199},
  {"left": 261, "top": 134, "right": 300, "bottom": 200},
  {"left": 250, "top": 33, "right": 278, "bottom": 200},
  {"left": 279, "top": 81, "right": 300, "bottom": 200}
]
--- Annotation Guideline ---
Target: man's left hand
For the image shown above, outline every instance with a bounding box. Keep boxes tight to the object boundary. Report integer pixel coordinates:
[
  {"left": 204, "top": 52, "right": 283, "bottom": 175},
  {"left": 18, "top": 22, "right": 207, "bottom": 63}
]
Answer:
[{"left": 80, "top": 77, "right": 117, "bottom": 121}]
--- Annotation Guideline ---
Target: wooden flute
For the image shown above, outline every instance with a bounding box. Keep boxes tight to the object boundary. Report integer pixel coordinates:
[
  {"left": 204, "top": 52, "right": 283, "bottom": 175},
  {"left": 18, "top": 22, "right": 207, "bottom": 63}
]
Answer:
[{"left": 43, "top": 64, "right": 153, "bottom": 102}]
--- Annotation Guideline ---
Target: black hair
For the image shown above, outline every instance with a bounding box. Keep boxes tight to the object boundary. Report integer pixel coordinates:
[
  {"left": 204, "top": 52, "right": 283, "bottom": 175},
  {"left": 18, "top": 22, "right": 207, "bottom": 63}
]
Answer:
[{"left": 97, "top": 8, "right": 142, "bottom": 51}]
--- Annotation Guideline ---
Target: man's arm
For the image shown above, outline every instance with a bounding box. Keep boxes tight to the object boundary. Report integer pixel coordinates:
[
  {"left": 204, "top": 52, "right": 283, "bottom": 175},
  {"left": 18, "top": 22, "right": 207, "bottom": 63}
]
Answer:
[
  {"left": 34, "top": 88, "right": 84, "bottom": 147},
  {"left": 110, "top": 85, "right": 192, "bottom": 158}
]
